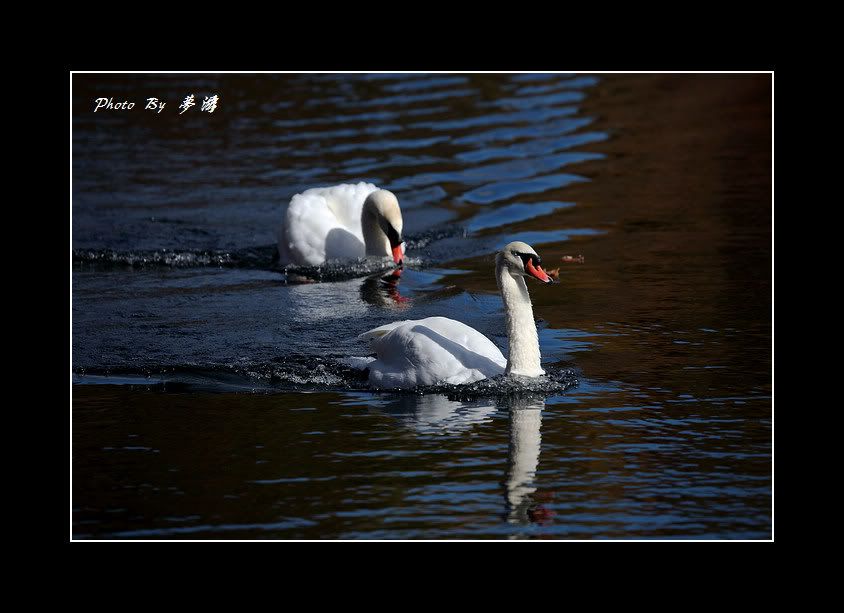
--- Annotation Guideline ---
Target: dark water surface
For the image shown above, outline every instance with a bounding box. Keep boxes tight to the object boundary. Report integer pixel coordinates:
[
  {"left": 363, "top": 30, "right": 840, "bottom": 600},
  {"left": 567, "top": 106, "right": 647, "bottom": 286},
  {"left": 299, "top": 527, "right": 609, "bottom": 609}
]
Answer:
[{"left": 72, "top": 73, "right": 772, "bottom": 539}]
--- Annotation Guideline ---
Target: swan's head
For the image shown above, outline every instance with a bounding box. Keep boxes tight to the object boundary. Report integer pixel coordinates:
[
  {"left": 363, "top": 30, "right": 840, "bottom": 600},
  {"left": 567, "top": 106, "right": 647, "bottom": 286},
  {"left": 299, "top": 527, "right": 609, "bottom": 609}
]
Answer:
[
  {"left": 363, "top": 189, "right": 404, "bottom": 265},
  {"left": 497, "top": 241, "right": 556, "bottom": 284}
]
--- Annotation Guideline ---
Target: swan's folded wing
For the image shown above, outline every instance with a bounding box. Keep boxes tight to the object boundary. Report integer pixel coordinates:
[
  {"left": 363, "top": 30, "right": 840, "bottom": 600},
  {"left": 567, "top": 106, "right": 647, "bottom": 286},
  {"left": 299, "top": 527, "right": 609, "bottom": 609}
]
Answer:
[
  {"left": 361, "top": 317, "right": 507, "bottom": 389},
  {"left": 283, "top": 193, "right": 340, "bottom": 266},
  {"left": 416, "top": 317, "right": 507, "bottom": 369},
  {"left": 314, "top": 182, "right": 379, "bottom": 229},
  {"left": 281, "top": 182, "right": 379, "bottom": 265}
]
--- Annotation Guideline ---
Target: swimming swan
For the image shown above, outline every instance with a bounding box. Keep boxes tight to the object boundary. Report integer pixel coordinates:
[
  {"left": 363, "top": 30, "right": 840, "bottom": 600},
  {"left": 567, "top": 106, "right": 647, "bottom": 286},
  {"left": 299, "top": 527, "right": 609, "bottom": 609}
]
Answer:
[
  {"left": 358, "top": 241, "right": 556, "bottom": 389},
  {"left": 277, "top": 182, "right": 405, "bottom": 267}
]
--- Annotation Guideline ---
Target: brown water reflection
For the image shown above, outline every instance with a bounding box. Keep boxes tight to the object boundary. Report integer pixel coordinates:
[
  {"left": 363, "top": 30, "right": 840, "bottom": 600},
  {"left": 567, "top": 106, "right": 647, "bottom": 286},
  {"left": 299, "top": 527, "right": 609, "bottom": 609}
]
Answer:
[{"left": 453, "top": 75, "right": 771, "bottom": 395}]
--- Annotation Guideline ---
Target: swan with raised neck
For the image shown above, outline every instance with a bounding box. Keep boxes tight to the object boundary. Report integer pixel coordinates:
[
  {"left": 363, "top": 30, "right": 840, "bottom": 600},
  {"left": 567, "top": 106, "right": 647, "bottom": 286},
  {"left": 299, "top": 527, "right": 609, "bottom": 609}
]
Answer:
[
  {"left": 357, "top": 240, "right": 555, "bottom": 389},
  {"left": 496, "top": 241, "right": 554, "bottom": 377}
]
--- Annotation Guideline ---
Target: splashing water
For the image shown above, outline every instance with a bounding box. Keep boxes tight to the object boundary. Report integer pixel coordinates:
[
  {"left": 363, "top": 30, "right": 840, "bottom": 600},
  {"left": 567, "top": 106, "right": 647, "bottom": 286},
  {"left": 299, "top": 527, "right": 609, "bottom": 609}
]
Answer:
[{"left": 75, "top": 354, "right": 578, "bottom": 397}]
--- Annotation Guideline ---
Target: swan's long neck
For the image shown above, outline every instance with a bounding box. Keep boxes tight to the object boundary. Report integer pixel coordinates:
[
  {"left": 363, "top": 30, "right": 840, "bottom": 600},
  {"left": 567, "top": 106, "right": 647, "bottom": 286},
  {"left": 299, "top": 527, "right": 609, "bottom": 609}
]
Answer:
[
  {"left": 497, "top": 264, "right": 544, "bottom": 377},
  {"left": 361, "top": 205, "right": 390, "bottom": 257}
]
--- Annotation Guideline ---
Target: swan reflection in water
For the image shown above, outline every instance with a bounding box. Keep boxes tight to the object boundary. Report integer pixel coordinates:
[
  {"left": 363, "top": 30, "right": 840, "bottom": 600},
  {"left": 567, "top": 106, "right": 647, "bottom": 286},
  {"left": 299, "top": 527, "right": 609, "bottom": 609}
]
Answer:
[
  {"left": 504, "top": 396, "right": 553, "bottom": 528},
  {"left": 380, "top": 393, "right": 497, "bottom": 435},
  {"left": 360, "top": 269, "right": 411, "bottom": 308},
  {"left": 359, "top": 266, "right": 474, "bottom": 311},
  {"left": 374, "top": 392, "right": 551, "bottom": 530}
]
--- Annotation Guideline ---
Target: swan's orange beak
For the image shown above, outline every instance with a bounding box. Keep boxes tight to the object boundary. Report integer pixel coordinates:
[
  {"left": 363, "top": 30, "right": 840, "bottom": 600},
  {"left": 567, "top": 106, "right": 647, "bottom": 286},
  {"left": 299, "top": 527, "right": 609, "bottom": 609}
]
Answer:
[
  {"left": 392, "top": 244, "right": 404, "bottom": 266},
  {"left": 526, "top": 259, "right": 555, "bottom": 284}
]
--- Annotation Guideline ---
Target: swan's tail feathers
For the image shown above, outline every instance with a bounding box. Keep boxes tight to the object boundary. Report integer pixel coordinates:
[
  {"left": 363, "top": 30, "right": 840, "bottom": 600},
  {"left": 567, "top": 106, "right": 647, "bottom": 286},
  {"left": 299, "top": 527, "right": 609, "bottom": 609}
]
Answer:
[{"left": 358, "top": 321, "right": 409, "bottom": 344}]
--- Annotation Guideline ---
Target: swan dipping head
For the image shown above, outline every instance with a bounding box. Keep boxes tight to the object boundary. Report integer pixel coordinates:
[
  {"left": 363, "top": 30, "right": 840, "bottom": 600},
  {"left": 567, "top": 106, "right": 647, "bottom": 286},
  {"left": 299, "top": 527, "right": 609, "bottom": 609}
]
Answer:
[
  {"left": 497, "top": 241, "right": 557, "bottom": 284},
  {"left": 362, "top": 189, "right": 404, "bottom": 266}
]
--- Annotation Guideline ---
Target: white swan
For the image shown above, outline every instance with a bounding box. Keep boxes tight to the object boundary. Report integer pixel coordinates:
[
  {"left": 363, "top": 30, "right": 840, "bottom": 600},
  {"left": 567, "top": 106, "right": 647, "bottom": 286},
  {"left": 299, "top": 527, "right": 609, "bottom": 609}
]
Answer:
[
  {"left": 357, "top": 241, "right": 555, "bottom": 389},
  {"left": 277, "top": 182, "right": 405, "bottom": 267}
]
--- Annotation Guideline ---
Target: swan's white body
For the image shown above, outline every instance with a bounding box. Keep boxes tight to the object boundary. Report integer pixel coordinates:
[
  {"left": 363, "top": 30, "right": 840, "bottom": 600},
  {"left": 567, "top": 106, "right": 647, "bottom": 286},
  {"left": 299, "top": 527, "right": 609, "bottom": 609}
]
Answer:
[
  {"left": 277, "top": 182, "right": 404, "bottom": 266},
  {"left": 360, "top": 316, "right": 507, "bottom": 388},
  {"left": 357, "top": 241, "right": 554, "bottom": 389}
]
